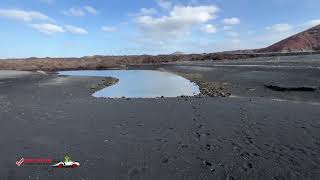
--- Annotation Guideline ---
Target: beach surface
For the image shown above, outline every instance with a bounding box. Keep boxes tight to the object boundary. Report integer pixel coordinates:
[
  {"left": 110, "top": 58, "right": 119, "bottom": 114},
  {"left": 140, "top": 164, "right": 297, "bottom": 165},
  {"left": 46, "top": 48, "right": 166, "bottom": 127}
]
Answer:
[{"left": 0, "top": 54, "right": 320, "bottom": 179}]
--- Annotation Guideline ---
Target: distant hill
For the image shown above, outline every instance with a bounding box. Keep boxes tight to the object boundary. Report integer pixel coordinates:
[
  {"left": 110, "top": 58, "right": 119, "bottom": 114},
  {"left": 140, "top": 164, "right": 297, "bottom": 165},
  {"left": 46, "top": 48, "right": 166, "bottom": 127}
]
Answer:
[
  {"left": 171, "top": 51, "right": 185, "bottom": 55},
  {"left": 259, "top": 24, "right": 320, "bottom": 52}
]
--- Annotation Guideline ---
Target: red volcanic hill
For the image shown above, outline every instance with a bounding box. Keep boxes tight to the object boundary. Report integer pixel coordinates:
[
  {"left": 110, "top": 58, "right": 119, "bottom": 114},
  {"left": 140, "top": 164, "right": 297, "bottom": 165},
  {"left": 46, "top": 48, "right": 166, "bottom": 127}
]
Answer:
[{"left": 259, "top": 24, "right": 320, "bottom": 52}]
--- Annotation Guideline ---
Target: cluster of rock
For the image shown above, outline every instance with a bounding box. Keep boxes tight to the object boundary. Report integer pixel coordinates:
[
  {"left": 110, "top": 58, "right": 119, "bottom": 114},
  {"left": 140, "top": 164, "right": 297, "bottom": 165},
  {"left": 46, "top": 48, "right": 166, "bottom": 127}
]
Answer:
[
  {"left": 197, "top": 80, "right": 231, "bottom": 98},
  {"left": 179, "top": 73, "right": 231, "bottom": 98},
  {"left": 90, "top": 77, "right": 119, "bottom": 93}
]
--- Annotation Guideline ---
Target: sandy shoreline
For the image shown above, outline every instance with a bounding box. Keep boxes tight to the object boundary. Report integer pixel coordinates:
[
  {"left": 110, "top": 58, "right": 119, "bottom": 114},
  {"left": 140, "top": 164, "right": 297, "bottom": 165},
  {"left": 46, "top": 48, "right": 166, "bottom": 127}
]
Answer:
[{"left": 0, "top": 55, "right": 319, "bottom": 179}]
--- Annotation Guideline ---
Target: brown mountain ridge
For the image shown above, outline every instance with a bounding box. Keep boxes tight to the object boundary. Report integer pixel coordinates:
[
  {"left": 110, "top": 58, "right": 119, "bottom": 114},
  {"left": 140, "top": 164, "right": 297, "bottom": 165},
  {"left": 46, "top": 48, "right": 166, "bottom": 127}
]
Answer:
[{"left": 259, "top": 24, "right": 320, "bottom": 52}]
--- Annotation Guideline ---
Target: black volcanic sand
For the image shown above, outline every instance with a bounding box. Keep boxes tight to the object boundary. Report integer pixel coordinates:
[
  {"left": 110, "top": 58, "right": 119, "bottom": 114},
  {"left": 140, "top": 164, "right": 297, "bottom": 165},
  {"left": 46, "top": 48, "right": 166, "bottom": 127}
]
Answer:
[
  {"left": 1, "top": 55, "right": 320, "bottom": 179},
  {"left": 160, "top": 54, "right": 320, "bottom": 102}
]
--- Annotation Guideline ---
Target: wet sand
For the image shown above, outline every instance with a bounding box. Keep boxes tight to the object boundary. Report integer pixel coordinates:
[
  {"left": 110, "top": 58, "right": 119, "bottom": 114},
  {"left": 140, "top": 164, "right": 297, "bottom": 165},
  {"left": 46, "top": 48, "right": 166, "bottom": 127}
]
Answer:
[
  {"left": 0, "top": 70, "right": 34, "bottom": 79},
  {"left": 0, "top": 54, "right": 320, "bottom": 179}
]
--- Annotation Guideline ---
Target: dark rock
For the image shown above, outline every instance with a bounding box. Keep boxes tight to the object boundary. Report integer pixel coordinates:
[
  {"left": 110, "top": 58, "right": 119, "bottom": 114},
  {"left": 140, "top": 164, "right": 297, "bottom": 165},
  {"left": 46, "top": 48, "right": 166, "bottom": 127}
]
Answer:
[
  {"left": 227, "top": 175, "right": 236, "bottom": 180},
  {"left": 243, "top": 162, "right": 253, "bottom": 170},
  {"left": 128, "top": 168, "right": 139, "bottom": 177},
  {"left": 203, "top": 160, "right": 215, "bottom": 172},
  {"left": 264, "top": 84, "right": 317, "bottom": 92},
  {"left": 206, "top": 144, "right": 211, "bottom": 150},
  {"left": 203, "top": 160, "right": 212, "bottom": 166},
  {"left": 194, "top": 132, "right": 201, "bottom": 140},
  {"left": 181, "top": 144, "right": 188, "bottom": 148},
  {"left": 161, "top": 158, "right": 169, "bottom": 164}
]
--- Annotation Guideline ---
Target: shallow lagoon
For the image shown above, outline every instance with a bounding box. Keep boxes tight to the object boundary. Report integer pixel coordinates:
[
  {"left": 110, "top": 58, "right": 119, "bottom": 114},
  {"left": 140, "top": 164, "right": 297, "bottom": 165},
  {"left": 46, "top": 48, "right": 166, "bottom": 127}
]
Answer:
[{"left": 59, "top": 70, "right": 200, "bottom": 98}]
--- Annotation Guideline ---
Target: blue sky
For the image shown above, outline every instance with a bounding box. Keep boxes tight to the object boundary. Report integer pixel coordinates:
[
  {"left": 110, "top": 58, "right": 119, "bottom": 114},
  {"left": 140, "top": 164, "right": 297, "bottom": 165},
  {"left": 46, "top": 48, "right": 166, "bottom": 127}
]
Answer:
[{"left": 0, "top": 0, "right": 319, "bottom": 58}]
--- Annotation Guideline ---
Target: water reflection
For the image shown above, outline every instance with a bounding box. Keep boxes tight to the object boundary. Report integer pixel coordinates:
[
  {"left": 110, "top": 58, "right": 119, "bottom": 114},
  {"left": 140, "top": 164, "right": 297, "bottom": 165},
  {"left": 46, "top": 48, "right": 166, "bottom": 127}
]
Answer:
[{"left": 59, "top": 70, "right": 200, "bottom": 98}]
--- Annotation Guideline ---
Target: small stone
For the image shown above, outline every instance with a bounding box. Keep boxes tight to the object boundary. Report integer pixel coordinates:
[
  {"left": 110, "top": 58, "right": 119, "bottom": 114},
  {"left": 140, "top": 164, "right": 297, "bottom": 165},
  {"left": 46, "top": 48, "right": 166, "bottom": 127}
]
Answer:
[
  {"left": 161, "top": 158, "right": 169, "bottom": 163},
  {"left": 203, "top": 160, "right": 215, "bottom": 172},
  {"left": 128, "top": 168, "right": 139, "bottom": 177},
  {"left": 181, "top": 144, "right": 188, "bottom": 148},
  {"left": 203, "top": 160, "right": 212, "bottom": 166},
  {"left": 242, "top": 162, "right": 253, "bottom": 172},
  {"left": 244, "top": 162, "right": 253, "bottom": 169},
  {"left": 194, "top": 132, "right": 201, "bottom": 139},
  {"left": 227, "top": 175, "right": 235, "bottom": 180}
]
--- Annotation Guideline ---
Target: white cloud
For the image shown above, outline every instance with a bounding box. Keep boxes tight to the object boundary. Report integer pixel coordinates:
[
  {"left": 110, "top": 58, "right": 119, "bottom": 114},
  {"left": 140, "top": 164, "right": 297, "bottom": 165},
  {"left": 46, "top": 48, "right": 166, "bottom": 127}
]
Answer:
[
  {"left": 247, "top": 30, "right": 255, "bottom": 35},
  {"left": 266, "top": 23, "right": 292, "bottom": 33},
  {"left": 231, "top": 39, "right": 240, "bottom": 44},
  {"left": 31, "top": 23, "right": 89, "bottom": 35},
  {"left": 63, "top": 7, "right": 85, "bottom": 16},
  {"left": 140, "top": 8, "right": 158, "bottom": 15},
  {"left": 136, "top": 5, "right": 219, "bottom": 38},
  {"left": 0, "top": 9, "right": 52, "bottom": 22},
  {"left": 223, "top": 26, "right": 232, "bottom": 30},
  {"left": 31, "top": 23, "right": 64, "bottom": 35},
  {"left": 305, "top": 19, "right": 320, "bottom": 28},
  {"left": 39, "top": 0, "right": 54, "bottom": 4},
  {"left": 252, "top": 20, "right": 320, "bottom": 48},
  {"left": 223, "top": 17, "right": 240, "bottom": 25},
  {"left": 65, "top": 25, "right": 88, "bottom": 35},
  {"left": 170, "top": 6, "right": 219, "bottom": 23},
  {"left": 201, "top": 24, "right": 217, "bottom": 33},
  {"left": 101, "top": 26, "right": 117, "bottom": 32},
  {"left": 227, "top": 31, "right": 239, "bottom": 37},
  {"left": 252, "top": 23, "right": 297, "bottom": 47},
  {"left": 84, "top": 6, "right": 98, "bottom": 15},
  {"left": 128, "top": 8, "right": 158, "bottom": 17},
  {"left": 156, "top": 0, "right": 172, "bottom": 9},
  {"left": 63, "top": 6, "right": 98, "bottom": 16}
]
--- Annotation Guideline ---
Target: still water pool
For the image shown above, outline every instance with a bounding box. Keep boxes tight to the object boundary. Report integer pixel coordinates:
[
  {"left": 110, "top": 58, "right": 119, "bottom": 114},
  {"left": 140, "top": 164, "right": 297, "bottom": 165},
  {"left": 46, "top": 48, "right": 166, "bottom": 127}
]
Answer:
[{"left": 59, "top": 70, "right": 200, "bottom": 98}]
